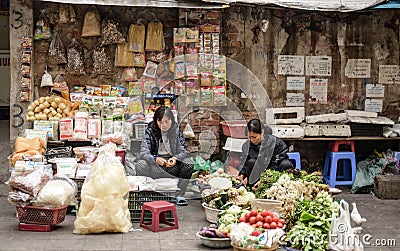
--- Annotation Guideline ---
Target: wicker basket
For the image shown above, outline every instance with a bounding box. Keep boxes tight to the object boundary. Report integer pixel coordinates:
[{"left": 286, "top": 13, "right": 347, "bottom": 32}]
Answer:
[
  {"left": 232, "top": 242, "right": 279, "bottom": 251},
  {"left": 16, "top": 205, "right": 68, "bottom": 225},
  {"left": 250, "top": 199, "right": 283, "bottom": 212},
  {"left": 202, "top": 202, "right": 224, "bottom": 224}
]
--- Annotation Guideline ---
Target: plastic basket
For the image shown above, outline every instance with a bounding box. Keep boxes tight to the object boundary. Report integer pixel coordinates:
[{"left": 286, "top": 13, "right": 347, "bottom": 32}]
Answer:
[
  {"left": 16, "top": 205, "right": 68, "bottom": 225},
  {"left": 128, "top": 190, "right": 176, "bottom": 222},
  {"left": 220, "top": 120, "right": 248, "bottom": 138},
  {"left": 249, "top": 199, "right": 283, "bottom": 213},
  {"left": 202, "top": 202, "right": 224, "bottom": 224}
]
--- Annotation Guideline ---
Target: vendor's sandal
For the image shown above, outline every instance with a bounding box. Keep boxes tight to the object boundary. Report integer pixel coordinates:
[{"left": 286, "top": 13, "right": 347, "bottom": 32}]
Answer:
[{"left": 176, "top": 197, "right": 188, "bottom": 206}]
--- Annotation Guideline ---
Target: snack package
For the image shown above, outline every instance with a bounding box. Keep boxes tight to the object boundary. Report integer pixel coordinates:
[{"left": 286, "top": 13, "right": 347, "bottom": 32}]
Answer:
[{"left": 74, "top": 111, "right": 89, "bottom": 140}]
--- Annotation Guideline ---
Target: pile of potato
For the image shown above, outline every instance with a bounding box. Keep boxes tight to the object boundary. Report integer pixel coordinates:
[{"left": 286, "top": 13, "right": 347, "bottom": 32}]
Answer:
[{"left": 26, "top": 96, "right": 77, "bottom": 121}]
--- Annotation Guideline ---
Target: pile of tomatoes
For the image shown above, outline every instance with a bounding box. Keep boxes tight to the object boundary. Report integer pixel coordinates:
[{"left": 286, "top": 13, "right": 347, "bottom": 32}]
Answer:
[{"left": 238, "top": 209, "right": 285, "bottom": 236}]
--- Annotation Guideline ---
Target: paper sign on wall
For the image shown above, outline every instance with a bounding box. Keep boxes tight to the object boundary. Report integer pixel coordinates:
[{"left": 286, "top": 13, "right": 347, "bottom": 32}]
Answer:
[
  {"left": 305, "top": 56, "right": 332, "bottom": 76},
  {"left": 278, "top": 55, "right": 304, "bottom": 75},
  {"left": 309, "top": 78, "right": 328, "bottom": 104},
  {"left": 378, "top": 65, "right": 400, "bottom": 84},
  {"left": 287, "top": 76, "right": 305, "bottom": 90},
  {"left": 345, "top": 59, "right": 371, "bottom": 78},
  {"left": 365, "top": 99, "right": 383, "bottom": 113},
  {"left": 286, "top": 93, "right": 305, "bottom": 106},
  {"left": 365, "top": 84, "right": 384, "bottom": 98}
]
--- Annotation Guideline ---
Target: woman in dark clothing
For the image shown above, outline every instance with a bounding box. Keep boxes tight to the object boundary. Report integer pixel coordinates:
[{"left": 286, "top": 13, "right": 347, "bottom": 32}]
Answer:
[
  {"left": 237, "top": 119, "right": 293, "bottom": 190},
  {"left": 136, "top": 106, "right": 193, "bottom": 206}
]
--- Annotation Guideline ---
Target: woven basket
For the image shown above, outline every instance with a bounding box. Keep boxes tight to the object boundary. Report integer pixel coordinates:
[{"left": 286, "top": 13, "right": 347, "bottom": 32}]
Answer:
[
  {"left": 202, "top": 202, "right": 224, "bottom": 224},
  {"left": 250, "top": 199, "right": 283, "bottom": 212},
  {"left": 231, "top": 242, "right": 279, "bottom": 251}
]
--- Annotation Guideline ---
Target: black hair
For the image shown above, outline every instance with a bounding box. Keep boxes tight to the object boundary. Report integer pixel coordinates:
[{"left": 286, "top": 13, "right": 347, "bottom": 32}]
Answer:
[
  {"left": 246, "top": 119, "right": 263, "bottom": 135},
  {"left": 151, "top": 106, "right": 177, "bottom": 139}
]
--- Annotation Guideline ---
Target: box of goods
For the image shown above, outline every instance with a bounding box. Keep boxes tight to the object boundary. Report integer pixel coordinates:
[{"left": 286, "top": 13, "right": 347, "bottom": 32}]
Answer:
[
  {"left": 270, "top": 125, "right": 304, "bottom": 138},
  {"left": 128, "top": 190, "right": 176, "bottom": 222},
  {"left": 350, "top": 123, "right": 383, "bottom": 137},
  {"left": 220, "top": 120, "right": 247, "bottom": 138},
  {"left": 320, "top": 124, "right": 351, "bottom": 137},
  {"left": 374, "top": 175, "right": 400, "bottom": 199},
  {"left": 44, "top": 146, "right": 73, "bottom": 159}
]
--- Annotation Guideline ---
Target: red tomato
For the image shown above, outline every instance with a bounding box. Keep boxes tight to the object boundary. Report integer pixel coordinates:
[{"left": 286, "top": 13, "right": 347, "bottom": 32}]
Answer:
[
  {"left": 249, "top": 216, "right": 257, "bottom": 225},
  {"left": 250, "top": 210, "right": 258, "bottom": 217},
  {"left": 277, "top": 222, "right": 284, "bottom": 228},
  {"left": 264, "top": 215, "right": 272, "bottom": 224},
  {"left": 260, "top": 210, "right": 268, "bottom": 217},
  {"left": 251, "top": 229, "right": 262, "bottom": 237},
  {"left": 263, "top": 223, "right": 270, "bottom": 229},
  {"left": 270, "top": 222, "right": 277, "bottom": 229},
  {"left": 278, "top": 219, "right": 285, "bottom": 225},
  {"left": 255, "top": 221, "right": 263, "bottom": 228},
  {"left": 245, "top": 212, "right": 251, "bottom": 221},
  {"left": 239, "top": 216, "right": 246, "bottom": 223},
  {"left": 251, "top": 224, "right": 257, "bottom": 228},
  {"left": 272, "top": 215, "right": 279, "bottom": 223},
  {"left": 256, "top": 214, "right": 264, "bottom": 222},
  {"left": 266, "top": 210, "right": 273, "bottom": 217}
]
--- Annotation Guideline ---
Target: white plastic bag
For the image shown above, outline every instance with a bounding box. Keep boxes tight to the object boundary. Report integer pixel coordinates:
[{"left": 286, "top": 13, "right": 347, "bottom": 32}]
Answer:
[
  {"left": 183, "top": 123, "right": 195, "bottom": 139},
  {"left": 40, "top": 69, "right": 53, "bottom": 87}
]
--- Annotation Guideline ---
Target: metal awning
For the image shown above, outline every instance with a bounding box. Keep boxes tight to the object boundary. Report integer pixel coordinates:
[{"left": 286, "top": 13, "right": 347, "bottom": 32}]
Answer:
[
  {"left": 371, "top": 0, "right": 400, "bottom": 9},
  {"left": 42, "top": 0, "right": 229, "bottom": 9}
]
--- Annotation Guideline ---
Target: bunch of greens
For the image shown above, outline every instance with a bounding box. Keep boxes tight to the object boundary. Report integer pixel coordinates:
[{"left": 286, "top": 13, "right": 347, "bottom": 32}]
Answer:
[{"left": 285, "top": 222, "right": 328, "bottom": 251}]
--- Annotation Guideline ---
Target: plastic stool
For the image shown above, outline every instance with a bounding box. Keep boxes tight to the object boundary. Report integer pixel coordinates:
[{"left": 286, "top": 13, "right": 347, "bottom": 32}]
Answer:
[
  {"left": 323, "top": 151, "right": 356, "bottom": 188},
  {"left": 287, "top": 152, "right": 301, "bottom": 170},
  {"left": 393, "top": 151, "right": 400, "bottom": 164},
  {"left": 329, "top": 140, "right": 355, "bottom": 152},
  {"left": 140, "top": 200, "right": 178, "bottom": 232}
]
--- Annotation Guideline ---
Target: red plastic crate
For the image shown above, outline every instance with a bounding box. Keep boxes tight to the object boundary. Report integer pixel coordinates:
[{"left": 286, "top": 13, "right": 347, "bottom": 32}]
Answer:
[
  {"left": 16, "top": 205, "right": 68, "bottom": 225},
  {"left": 220, "top": 120, "right": 247, "bottom": 138}
]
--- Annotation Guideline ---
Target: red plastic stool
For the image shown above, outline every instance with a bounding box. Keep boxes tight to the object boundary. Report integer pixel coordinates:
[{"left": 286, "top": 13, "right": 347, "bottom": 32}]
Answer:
[
  {"left": 329, "top": 140, "right": 355, "bottom": 152},
  {"left": 140, "top": 200, "right": 178, "bottom": 232}
]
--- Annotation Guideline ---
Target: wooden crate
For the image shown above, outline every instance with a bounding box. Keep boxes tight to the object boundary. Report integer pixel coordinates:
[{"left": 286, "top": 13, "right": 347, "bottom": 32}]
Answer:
[{"left": 374, "top": 175, "right": 400, "bottom": 199}]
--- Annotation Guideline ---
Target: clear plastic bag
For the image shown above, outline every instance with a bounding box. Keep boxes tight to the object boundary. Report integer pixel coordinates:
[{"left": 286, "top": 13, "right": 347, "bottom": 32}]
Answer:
[
  {"left": 66, "top": 38, "right": 85, "bottom": 75},
  {"left": 101, "top": 12, "right": 125, "bottom": 45},
  {"left": 81, "top": 6, "right": 101, "bottom": 37},
  {"left": 92, "top": 43, "right": 112, "bottom": 74},
  {"left": 183, "top": 123, "right": 195, "bottom": 139},
  {"left": 73, "top": 147, "right": 132, "bottom": 234},
  {"left": 48, "top": 31, "right": 67, "bottom": 64}
]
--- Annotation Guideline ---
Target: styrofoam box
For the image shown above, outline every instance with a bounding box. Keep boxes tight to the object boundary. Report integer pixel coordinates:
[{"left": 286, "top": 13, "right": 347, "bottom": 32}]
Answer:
[
  {"left": 266, "top": 107, "right": 305, "bottom": 125},
  {"left": 271, "top": 125, "right": 305, "bottom": 138},
  {"left": 321, "top": 124, "right": 351, "bottom": 137},
  {"left": 304, "top": 124, "right": 322, "bottom": 136},
  {"left": 223, "top": 137, "right": 247, "bottom": 152},
  {"left": 345, "top": 110, "right": 377, "bottom": 118},
  {"left": 306, "top": 113, "right": 347, "bottom": 124}
]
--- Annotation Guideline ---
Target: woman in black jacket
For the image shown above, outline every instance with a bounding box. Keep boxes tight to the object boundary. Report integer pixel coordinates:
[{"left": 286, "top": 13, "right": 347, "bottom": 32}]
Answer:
[
  {"left": 237, "top": 119, "right": 293, "bottom": 190},
  {"left": 136, "top": 106, "right": 193, "bottom": 206}
]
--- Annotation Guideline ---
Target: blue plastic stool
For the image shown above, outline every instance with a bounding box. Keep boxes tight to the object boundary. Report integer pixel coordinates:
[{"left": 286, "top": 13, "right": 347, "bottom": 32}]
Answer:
[
  {"left": 323, "top": 151, "right": 356, "bottom": 188},
  {"left": 393, "top": 151, "right": 400, "bottom": 164},
  {"left": 287, "top": 152, "right": 301, "bottom": 170}
]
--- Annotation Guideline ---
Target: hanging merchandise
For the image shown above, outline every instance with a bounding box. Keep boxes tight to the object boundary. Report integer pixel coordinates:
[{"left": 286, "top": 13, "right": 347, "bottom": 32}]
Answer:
[
  {"left": 81, "top": 6, "right": 101, "bottom": 37},
  {"left": 127, "top": 23, "right": 145, "bottom": 52},
  {"left": 66, "top": 38, "right": 85, "bottom": 75},
  {"left": 34, "top": 11, "right": 52, "bottom": 41},
  {"left": 143, "top": 61, "right": 158, "bottom": 78},
  {"left": 133, "top": 52, "right": 146, "bottom": 67},
  {"left": 92, "top": 43, "right": 112, "bottom": 74},
  {"left": 48, "top": 31, "right": 67, "bottom": 65},
  {"left": 40, "top": 67, "right": 53, "bottom": 87},
  {"left": 19, "top": 36, "right": 32, "bottom": 102},
  {"left": 145, "top": 20, "right": 163, "bottom": 51},
  {"left": 122, "top": 68, "right": 137, "bottom": 82},
  {"left": 101, "top": 12, "right": 126, "bottom": 45},
  {"left": 115, "top": 43, "right": 135, "bottom": 67},
  {"left": 59, "top": 4, "right": 76, "bottom": 24}
]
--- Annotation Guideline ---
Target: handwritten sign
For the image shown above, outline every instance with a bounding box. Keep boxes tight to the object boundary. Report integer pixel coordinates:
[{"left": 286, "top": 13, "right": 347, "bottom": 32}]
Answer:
[
  {"left": 378, "top": 65, "right": 400, "bottom": 84},
  {"left": 278, "top": 55, "right": 304, "bottom": 75},
  {"left": 345, "top": 59, "right": 371, "bottom": 78},
  {"left": 309, "top": 78, "right": 328, "bottom": 104},
  {"left": 305, "top": 56, "right": 332, "bottom": 76},
  {"left": 365, "top": 84, "right": 384, "bottom": 98},
  {"left": 365, "top": 99, "right": 383, "bottom": 113},
  {"left": 287, "top": 76, "right": 305, "bottom": 90},
  {"left": 286, "top": 93, "right": 305, "bottom": 106}
]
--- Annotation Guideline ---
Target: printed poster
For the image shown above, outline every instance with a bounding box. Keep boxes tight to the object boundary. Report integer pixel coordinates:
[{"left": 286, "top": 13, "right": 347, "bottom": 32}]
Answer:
[
  {"left": 378, "top": 65, "right": 400, "bottom": 84},
  {"left": 365, "top": 84, "right": 384, "bottom": 98},
  {"left": 305, "top": 56, "right": 332, "bottom": 76},
  {"left": 278, "top": 55, "right": 304, "bottom": 75},
  {"left": 287, "top": 76, "right": 305, "bottom": 90},
  {"left": 286, "top": 93, "right": 305, "bottom": 106},
  {"left": 365, "top": 99, "right": 383, "bottom": 113},
  {"left": 309, "top": 78, "right": 328, "bottom": 104},
  {"left": 345, "top": 59, "right": 371, "bottom": 78}
]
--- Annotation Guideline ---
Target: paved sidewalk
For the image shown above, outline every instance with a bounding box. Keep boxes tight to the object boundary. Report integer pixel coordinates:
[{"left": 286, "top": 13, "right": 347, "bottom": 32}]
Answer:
[{"left": 0, "top": 183, "right": 399, "bottom": 251}]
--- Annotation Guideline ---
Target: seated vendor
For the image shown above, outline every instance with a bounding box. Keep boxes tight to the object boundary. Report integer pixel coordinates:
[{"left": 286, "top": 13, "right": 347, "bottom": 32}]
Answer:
[
  {"left": 236, "top": 119, "right": 293, "bottom": 190},
  {"left": 135, "top": 106, "right": 194, "bottom": 206}
]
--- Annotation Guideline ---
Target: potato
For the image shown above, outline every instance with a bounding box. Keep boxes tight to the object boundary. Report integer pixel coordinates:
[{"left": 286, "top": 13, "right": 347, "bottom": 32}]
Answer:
[
  {"left": 54, "top": 97, "right": 62, "bottom": 103},
  {"left": 51, "top": 101, "right": 57, "bottom": 108},
  {"left": 34, "top": 107, "right": 41, "bottom": 113},
  {"left": 43, "top": 101, "right": 50, "bottom": 108},
  {"left": 34, "top": 100, "right": 40, "bottom": 106},
  {"left": 43, "top": 108, "right": 50, "bottom": 114},
  {"left": 51, "top": 110, "right": 57, "bottom": 116},
  {"left": 27, "top": 111, "right": 34, "bottom": 116},
  {"left": 58, "top": 102, "right": 66, "bottom": 109},
  {"left": 45, "top": 96, "right": 53, "bottom": 103},
  {"left": 57, "top": 108, "right": 63, "bottom": 113},
  {"left": 39, "top": 103, "right": 45, "bottom": 110},
  {"left": 39, "top": 97, "right": 45, "bottom": 103},
  {"left": 49, "top": 107, "right": 55, "bottom": 112}
]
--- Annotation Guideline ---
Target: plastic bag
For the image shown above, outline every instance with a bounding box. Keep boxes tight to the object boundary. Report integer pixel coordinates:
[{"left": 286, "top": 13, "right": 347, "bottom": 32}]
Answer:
[
  {"left": 40, "top": 69, "right": 53, "bottom": 87},
  {"left": 329, "top": 200, "right": 363, "bottom": 251},
  {"left": 122, "top": 67, "right": 137, "bottom": 81},
  {"left": 66, "top": 38, "right": 85, "bottom": 75},
  {"left": 73, "top": 147, "right": 132, "bottom": 234},
  {"left": 48, "top": 31, "right": 67, "bottom": 64},
  {"left": 145, "top": 21, "right": 163, "bottom": 51},
  {"left": 59, "top": 4, "right": 76, "bottom": 24},
  {"left": 81, "top": 6, "right": 101, "bottom": 37},
  {"left": 34, "top": 12, "right": 51, "bottom": 40},
  {"left": 183, "top": 123, "right": 195, "bottom": 139},
  {"left": 127, "top": 23, "right": 145, "bottom": 52},
  {"left": 8, "top": 168, "right": 52, "bottom": 196},
  {"left": 101, "top": 13, "right": 125, "bottom": 45},
  {"left": 92, "top": 43, "right": 112, "bottom": 74}
]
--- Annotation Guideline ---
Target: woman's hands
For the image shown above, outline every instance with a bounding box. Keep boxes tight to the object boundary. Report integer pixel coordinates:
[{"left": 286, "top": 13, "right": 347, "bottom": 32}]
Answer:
[
  {"left": 156, "top": 157, "right": 177, "bottom": 167},
  {"left": 236, "top": 174, "right": 248, "bottom": 186}
]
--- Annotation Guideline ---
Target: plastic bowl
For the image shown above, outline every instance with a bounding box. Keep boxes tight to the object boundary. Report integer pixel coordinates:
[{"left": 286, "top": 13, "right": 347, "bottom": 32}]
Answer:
[{"left": 196, "top": 231, "right": 231, "bottom": 248}]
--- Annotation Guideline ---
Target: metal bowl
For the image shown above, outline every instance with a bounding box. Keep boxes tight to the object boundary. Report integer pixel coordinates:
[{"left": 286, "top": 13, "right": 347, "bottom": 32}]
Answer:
[{"left": 196, "top": 231, "right": 231, "bottom": 249}]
